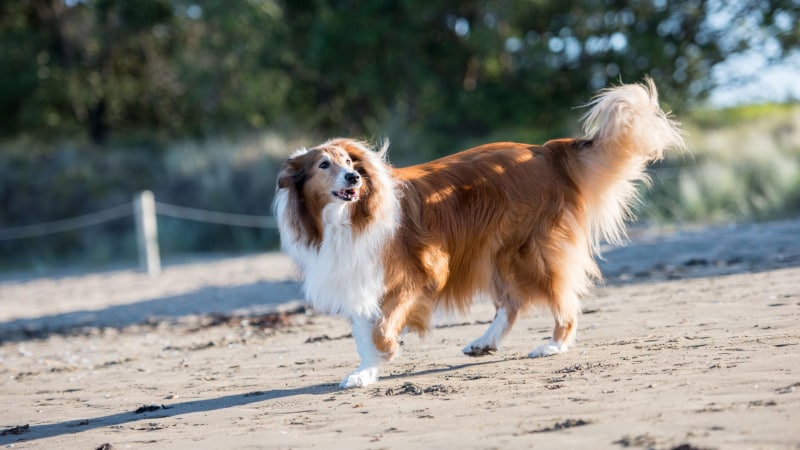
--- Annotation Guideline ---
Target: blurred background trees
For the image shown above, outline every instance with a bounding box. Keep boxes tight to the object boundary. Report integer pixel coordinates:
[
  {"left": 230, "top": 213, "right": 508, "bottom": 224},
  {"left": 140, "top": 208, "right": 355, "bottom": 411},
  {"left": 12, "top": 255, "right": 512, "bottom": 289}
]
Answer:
[
  {"left": 3, "top": 0, "right": 797, "bottom": 146},
  {"left": 1, "top": 0, "right": 799, "bottom": 268}
]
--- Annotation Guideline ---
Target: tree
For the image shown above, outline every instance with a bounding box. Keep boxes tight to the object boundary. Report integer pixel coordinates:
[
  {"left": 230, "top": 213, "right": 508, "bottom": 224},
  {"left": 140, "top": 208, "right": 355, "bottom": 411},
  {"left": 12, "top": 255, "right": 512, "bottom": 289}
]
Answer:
[
  {"left": 0, "top": 0, "right": 287, "bottom": 144},
  {"left": 271, "top": 0, "right": 800, "bottom": 148},
  {"left": 0, "top": 0, "right": 797, "bottom": 147}
]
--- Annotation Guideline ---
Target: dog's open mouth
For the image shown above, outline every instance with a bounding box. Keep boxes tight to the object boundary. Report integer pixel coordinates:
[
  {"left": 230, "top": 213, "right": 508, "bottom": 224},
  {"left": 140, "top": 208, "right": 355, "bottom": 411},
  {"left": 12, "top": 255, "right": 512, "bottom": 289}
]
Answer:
[{"left": 332, "top": 188, "right": 359, "bottom": 202}]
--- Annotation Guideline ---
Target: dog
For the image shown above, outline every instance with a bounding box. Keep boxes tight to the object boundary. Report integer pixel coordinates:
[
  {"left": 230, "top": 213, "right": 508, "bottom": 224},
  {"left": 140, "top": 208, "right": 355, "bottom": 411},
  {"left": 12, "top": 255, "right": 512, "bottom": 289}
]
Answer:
[{"left": 274, "top": 78, "right": 685, "bottom": 388}]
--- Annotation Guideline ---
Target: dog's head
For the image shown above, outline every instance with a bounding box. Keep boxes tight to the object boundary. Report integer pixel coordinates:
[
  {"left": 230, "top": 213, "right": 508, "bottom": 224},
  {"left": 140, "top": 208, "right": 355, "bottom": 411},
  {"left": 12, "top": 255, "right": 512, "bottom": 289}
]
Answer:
[
  {"left": 278, "top": 144, "right": 364, "bottom": 205},
  {"left": 276, "top": 139, "right": 392, "bottom": 244}
]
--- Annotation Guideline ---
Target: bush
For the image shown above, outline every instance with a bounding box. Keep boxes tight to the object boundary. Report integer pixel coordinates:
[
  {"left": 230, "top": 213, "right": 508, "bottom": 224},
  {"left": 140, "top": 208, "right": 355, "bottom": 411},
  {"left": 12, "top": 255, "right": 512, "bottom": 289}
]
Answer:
[{"left": 639, "top": 103, "right": 800, "bottom": 224}]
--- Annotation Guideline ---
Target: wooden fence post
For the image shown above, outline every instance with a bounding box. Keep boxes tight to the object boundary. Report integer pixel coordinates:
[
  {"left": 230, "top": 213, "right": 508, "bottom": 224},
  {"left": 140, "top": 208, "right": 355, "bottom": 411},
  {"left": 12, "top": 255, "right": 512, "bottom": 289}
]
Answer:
[{"left": 134, "top": 190, "right": 161, "bottom": 276}]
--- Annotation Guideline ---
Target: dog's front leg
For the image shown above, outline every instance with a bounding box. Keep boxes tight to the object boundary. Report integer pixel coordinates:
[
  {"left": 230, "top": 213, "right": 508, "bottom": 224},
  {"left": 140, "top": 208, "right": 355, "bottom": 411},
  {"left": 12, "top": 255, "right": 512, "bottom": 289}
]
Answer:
[{"left": 339, "top": 315, "right": 382, "bottom": 389}]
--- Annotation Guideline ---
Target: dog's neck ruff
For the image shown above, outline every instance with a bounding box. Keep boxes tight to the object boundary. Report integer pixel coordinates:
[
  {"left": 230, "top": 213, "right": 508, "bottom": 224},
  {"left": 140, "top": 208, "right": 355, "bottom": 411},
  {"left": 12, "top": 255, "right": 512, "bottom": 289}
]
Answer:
[{"left": 275, "top": 146, "right": 399, "bottom": 319}]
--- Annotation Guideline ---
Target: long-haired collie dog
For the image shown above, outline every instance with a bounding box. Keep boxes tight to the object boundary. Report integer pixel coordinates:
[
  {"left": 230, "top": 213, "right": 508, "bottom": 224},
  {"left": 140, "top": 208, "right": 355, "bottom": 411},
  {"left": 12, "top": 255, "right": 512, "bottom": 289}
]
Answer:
[{"left": 274, "top": 79, "right": 684, "bottom": 388}]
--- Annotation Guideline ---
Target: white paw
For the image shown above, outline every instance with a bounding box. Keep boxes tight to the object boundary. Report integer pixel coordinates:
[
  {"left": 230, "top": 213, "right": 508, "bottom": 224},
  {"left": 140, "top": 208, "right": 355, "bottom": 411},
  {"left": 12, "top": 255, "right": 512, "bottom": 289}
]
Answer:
[
  {"left": 528, "top": 340, "right": 569, "bottom": 358},
  {"left": 462, "top": 339, "right": 497, "bottom": 357},
  {"left": 462, "top": 308, "right": 509, "bottom": 357},
  {"left": 339, "top": 366, "right": 379, "bottom": 389}
]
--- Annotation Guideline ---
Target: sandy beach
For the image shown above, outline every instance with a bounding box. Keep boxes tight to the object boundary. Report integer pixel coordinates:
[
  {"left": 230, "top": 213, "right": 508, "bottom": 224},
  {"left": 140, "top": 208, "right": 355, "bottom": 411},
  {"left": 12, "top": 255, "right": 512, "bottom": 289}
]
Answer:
[{"left": 1, "top": 220, "right": 799, "bottom": 449}]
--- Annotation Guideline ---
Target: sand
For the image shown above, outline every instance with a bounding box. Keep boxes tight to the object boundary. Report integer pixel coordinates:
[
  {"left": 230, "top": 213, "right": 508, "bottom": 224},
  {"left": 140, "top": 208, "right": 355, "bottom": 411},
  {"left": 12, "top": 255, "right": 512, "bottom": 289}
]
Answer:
[{"left": 1, "top": 220, "right": 799, "bottom": 449}]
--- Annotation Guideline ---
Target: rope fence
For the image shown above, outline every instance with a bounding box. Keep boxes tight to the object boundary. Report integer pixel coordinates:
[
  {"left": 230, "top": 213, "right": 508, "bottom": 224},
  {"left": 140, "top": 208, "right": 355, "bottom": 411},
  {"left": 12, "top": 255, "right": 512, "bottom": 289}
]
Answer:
[
  {"left": 155, "top": 202, "right": 277, "bottom": 228},
  {"left": 0, "top": 203, "right": 134, "bottom": 241},
  {"left": 0, "top": 191, "right": 278, "bottom": 276}
]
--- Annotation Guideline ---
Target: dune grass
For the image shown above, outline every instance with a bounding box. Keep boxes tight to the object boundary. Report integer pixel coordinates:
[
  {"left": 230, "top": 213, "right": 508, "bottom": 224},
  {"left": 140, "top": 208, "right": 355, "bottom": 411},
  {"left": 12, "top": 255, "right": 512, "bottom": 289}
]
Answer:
[{"left": 639, "top": 103, "right": 800, "bottom": 224}]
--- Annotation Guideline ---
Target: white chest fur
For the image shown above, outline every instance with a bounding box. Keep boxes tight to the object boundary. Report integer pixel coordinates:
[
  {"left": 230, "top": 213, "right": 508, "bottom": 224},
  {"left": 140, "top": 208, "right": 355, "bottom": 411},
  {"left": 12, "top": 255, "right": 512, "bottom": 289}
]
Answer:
[{"left": 275, "top": 192, "right": 398, "bottom": 319}]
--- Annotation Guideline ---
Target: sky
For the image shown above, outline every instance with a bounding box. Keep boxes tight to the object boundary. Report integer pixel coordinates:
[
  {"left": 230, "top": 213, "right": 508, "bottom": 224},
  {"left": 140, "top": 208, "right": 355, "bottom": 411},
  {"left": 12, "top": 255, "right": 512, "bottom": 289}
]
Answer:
[
  {"left": 705, "top": 0, "right": 799, "bottom": 107},
  {"left": 710, "top": 50, "right": 800, "bottom": 107}
]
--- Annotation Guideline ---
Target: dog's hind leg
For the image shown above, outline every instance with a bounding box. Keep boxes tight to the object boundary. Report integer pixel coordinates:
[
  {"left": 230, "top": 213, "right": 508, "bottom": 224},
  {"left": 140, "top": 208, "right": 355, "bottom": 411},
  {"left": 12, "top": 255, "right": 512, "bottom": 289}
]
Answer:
[
  {"left": 527, "top": 235, "right": 590, "bottom": 358},
  {"left": 528, "top": 290, "right": 580, "bottom": 358},
  {"left": 462, "top": 279, "right": 519, "bottom": 356},
  {"left": 340, "top": 315, "right": 382, "bottom": 389}
]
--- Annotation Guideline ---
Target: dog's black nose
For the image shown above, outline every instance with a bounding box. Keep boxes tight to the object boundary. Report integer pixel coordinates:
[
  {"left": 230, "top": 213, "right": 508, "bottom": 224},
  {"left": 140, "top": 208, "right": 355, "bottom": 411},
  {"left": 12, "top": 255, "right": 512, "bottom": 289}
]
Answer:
[{"left": 345, "top": 171, "right": 361, "bottom": 185}]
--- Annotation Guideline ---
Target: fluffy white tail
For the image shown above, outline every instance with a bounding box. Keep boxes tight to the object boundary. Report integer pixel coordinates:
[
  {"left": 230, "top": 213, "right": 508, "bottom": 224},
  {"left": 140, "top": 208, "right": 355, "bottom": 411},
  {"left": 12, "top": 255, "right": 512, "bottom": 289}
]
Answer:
[{"left": 578, "top": 78, "right": 686, "bottom": 248}]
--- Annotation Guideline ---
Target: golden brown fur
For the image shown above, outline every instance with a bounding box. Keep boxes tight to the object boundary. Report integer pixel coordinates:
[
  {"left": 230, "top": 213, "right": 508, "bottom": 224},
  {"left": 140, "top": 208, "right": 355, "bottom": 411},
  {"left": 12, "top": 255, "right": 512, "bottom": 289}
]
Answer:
[
  {"left": 375, "top": 141, "right": 590, "bottom": 354},
  {"left": 275, "top": 79, "right": 685, "bottom": 388}
]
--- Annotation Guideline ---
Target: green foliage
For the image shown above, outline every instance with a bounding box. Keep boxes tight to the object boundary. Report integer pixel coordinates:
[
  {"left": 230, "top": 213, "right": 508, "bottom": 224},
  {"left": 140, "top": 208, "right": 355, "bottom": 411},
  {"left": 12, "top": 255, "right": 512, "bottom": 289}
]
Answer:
[
  {"left": 2, "top": 0, "right": 797, "bottom": 147},
  {"left": 640, "top": 103, "right": 800, "bottom": 224}
]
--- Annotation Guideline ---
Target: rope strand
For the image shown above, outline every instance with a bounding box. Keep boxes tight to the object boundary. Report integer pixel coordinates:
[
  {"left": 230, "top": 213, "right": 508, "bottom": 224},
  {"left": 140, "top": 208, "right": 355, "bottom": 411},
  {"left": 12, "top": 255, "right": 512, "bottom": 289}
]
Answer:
[
  {"left": 155, "top": 202, "right": 277, "bottom": 228},
  {"left": 0, "top": 199, "right": 277, "bottom": 241},
  {"left": 0, "top": 203, "right": 134, "bottom": 241}
]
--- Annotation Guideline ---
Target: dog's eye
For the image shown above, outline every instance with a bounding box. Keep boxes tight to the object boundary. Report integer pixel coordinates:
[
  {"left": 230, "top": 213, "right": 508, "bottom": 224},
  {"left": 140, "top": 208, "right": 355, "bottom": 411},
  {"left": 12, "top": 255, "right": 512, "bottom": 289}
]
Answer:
[
  {"left": 345, "top": 159, "right": 352, "bottom": 165},
  {"left": 319, "top": 160, "right": 330, "bottom": 169}
]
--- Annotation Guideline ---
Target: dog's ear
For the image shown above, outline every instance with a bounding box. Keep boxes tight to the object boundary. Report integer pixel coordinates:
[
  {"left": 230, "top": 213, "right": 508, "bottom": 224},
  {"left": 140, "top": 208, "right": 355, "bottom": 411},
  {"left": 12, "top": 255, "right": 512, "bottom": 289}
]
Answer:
[
  {"left": 276, "top": 162, "right": 297, "bottom": 190},
  {"left": 277, "top": 150, "right": 311, "bottom": 190},
  {"left": 277, "top": 169, "right": 292, "bottom": 189}
]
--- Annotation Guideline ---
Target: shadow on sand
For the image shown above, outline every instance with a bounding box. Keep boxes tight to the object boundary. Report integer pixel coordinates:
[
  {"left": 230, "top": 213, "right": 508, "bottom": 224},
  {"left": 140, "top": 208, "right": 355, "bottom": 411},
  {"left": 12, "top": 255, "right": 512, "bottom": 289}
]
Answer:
[
  {"left": 0, "top": 383, "right": 336, "bottom": 444},
  {"left": 599, "top": 220, "right": 800, "bottom": 285},
  {"left": 0, "top": 279, "right": 303, "bottom": 343},
  {"left": 0, "top": 357, "right": 514, "bottom": 444}
]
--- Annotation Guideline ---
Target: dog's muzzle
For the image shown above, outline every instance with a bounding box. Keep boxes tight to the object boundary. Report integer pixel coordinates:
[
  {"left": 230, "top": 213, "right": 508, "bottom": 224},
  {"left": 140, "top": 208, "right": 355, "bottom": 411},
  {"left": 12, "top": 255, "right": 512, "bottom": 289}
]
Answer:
[{"left": 332, "top": 171, "right": 362, "bottom": 202}]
